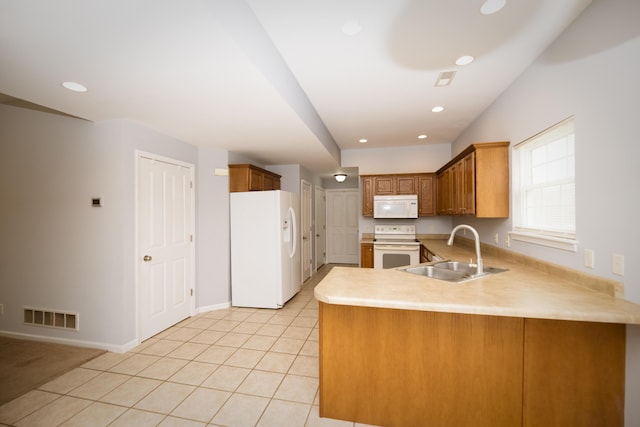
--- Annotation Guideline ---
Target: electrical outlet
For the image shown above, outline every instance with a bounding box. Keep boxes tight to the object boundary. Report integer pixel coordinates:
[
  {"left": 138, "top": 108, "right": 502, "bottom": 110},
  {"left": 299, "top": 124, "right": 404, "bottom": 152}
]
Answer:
[
  {"left": 505, "top": 235, "right": 510, "bottom": 248},
  {"left": 584, "top": 249, "right": 595, "bottom": 269},
  {"left": 612, "top": 254, "right": 624, "bottom": 276},
  {"left": 494, "top": 233, "right": 499, "bottom": 244}
]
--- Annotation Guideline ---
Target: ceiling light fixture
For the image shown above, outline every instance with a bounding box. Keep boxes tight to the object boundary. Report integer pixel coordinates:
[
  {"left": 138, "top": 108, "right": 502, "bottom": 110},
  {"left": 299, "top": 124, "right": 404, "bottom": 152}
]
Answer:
[
  {"left": 455, "top": 55, "right": 475, "bottom": 66},
  {"left": 359, "top": 138, "right": 368, "bottom": 144},
  {"left": 334, "top": 173, "right": 347, "bottom": 183},
  {"left": 480, "top": 0, "right": 506, "bottom": 15},
  {"left": 418, "top": 134, "right": 428, "bottom": 139},
  {"left": 432, "top": 106, "right": 444, "bottom": 113},
  {"left": 62, "top": 81, "right": 88, "bottom": 92}
]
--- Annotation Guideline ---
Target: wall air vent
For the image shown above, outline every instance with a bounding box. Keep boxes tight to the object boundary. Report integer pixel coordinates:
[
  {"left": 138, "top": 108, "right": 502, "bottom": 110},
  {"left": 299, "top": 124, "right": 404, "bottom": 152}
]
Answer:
[
  {"left": 435, "top": 71, "right": 456, "bottom": 87},
  {"left": 23, "top": 307, "right": 79, "bottom": 331}
]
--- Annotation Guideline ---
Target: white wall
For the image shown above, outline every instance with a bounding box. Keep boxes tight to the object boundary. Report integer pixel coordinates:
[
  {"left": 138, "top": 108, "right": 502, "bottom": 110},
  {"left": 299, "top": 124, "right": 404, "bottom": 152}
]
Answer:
[
  {"left": 267, "top": 164, "right": 301, "bottom": 193},
  {"left": 0, "top": 105, "right": 198, "bottom": 351},
  {"left": 342, "top": 143, "right": 451, "bottom": 175},
  {"left": 196, "top": 146, "right": 231, "bottom": 311},
  {"left": 449, "top": 0, "right": 640, "bottom": 423},
  {"left": 322, "top": 176, "right": 359, "bottom": 190}
]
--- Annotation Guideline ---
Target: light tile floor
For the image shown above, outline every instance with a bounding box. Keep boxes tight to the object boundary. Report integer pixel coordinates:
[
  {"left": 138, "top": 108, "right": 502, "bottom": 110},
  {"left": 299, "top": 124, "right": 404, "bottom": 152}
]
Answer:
[{"left": 0, "top": 265, "right": 377, "bottom": 427}]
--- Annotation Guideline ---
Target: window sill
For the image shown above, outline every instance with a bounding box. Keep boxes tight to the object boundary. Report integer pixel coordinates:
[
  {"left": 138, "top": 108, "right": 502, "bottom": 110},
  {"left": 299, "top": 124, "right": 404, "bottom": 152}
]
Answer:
[{"left": 509, "top": 231, "right": 578, "bottom": 252}]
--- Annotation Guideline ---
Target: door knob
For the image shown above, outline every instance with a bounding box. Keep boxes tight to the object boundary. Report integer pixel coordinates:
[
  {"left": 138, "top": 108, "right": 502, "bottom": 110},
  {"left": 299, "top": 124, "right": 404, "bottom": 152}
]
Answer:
[{"left": 143, "top": 255, "right": 152, "bottom": 262}]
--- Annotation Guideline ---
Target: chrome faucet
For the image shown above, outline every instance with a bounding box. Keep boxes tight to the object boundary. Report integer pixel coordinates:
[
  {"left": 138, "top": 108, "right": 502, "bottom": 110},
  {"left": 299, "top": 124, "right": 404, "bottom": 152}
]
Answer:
[{"left": 447, "top": 224, "right": 483, "bottom": 276}]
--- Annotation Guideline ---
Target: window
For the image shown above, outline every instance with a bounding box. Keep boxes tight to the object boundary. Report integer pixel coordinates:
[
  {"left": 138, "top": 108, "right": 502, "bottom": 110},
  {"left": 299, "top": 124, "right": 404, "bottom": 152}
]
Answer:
[{"left": 512, "top": 117, "right": 576, "bottom": 251}]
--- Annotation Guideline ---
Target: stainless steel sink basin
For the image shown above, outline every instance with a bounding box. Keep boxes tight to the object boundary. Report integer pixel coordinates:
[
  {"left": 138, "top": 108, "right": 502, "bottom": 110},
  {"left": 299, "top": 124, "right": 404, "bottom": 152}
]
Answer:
[
  {"left": 402, "top": 265, "right": 469, "bottom": 282},
  {"left": 432, "top": 261, "right": 479, "bottom": 275},
  {"left": 399, "top": 261, "right": 508, "bottom": 283}
]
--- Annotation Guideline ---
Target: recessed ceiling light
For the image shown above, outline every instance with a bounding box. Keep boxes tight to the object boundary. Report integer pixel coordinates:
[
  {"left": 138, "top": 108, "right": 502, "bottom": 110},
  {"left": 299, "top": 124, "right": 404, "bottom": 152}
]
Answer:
[
  {"left": 480, "top": 0, "right": 506, "bottom": 15},
  {"left": 418, "top": 134, "right": 428, "bottom": 139},
  {"left": 359, "top": 138, "right": 368, "bottom": 143},
  {"left": 432, "top": 106, "right": 444, "bottom": 113},
  {"left": 62, "top": 81, "right": 88, "bottom": 92},
  {"left": 342, "top": 20, "right": 362, "bottom": 36},
  {"left": 455, "top": 55, "right": 474, "bottom": 66}
]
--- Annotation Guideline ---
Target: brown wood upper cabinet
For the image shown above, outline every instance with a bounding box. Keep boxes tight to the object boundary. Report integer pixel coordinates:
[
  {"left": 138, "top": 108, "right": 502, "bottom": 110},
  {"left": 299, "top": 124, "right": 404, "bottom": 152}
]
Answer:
[
  {"left": 361, "top": 173, "right": 435, "bottom": 217},
  {"left": 436, "top": 141, "right": 509, "bottom": 218},
  {"left": 228, "top": 164, "right": 281, "bottom": 192}
]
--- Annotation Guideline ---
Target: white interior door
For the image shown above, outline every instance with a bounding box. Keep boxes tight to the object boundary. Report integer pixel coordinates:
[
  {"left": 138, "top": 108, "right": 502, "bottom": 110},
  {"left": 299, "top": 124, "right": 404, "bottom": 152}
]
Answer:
[
  {"left": 301, "top": 180, "right": 312, "bottom": 281},
  {"left": 315, "top": 186, "right": 326, "bottom": 271},
  {"left": 137, "top": 153, "right": 194, "bottom": 341},
  {"left": 326, "top": 189, "right": 359, "bottom": 264}
]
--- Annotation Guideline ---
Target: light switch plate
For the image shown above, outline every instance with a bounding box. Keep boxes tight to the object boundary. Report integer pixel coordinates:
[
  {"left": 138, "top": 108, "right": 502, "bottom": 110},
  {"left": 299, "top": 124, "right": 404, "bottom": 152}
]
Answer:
[
  {"left": 584, "top": 249, "right": 595, "bottom": 269},
  {"left": 612, "top": 254, "right": 624, "bottom": 276}
]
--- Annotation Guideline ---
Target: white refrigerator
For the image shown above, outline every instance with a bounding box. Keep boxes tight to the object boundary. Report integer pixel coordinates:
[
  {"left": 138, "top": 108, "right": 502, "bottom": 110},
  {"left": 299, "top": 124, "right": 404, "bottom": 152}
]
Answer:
[{"left": 230, "top": 190, "right": 301, "bottom": 308}]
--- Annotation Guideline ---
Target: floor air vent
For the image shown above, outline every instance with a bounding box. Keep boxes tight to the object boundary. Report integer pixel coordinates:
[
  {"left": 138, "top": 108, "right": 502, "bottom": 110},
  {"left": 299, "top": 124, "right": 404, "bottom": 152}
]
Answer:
[{"left": 23, "top": 307, "right": 78, "bottom": 331}]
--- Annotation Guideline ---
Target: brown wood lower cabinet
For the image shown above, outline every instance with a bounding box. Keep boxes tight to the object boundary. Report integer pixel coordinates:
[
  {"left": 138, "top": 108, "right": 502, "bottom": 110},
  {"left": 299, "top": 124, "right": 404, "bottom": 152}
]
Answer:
[
  {"left": 318, "top": 303, "right": 625, "bottom": 427},
  {"left": 360, "top": 243, "right": 373, "bottom": 268},
  {"left": 523, "top": 319, "right": 625, "bottom": 426}
]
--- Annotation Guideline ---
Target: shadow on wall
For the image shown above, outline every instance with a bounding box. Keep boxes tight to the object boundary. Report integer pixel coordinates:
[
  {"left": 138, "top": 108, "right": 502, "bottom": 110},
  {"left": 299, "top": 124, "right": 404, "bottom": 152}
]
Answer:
[{"left": 541, "top": 0, "right": 640, "bottom": 64}]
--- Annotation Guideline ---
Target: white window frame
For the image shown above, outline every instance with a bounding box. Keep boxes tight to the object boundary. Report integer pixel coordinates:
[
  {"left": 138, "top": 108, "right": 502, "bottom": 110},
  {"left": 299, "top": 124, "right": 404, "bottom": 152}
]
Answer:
[{"left": 510, "top": 117, "right": 578, "bottom": 252}]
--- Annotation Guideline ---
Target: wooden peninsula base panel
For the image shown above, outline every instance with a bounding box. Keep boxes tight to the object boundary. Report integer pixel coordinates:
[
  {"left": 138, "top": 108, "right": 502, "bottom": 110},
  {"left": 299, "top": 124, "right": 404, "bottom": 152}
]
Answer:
[{"left": 318, "top": 302, "right": 625, "bottom": 427}]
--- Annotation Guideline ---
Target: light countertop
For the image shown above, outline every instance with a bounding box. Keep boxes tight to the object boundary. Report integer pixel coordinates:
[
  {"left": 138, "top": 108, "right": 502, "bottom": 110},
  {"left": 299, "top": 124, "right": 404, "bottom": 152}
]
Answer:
[{"left": 315, "top": 239, "right": 640, "bottom": 324}]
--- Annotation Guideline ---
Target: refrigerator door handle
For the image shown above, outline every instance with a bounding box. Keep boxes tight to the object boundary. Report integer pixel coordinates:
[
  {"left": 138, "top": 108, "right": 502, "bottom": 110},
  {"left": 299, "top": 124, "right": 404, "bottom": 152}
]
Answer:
[{"left": 288, "top": 206, "right": 297, "bottom": 259}]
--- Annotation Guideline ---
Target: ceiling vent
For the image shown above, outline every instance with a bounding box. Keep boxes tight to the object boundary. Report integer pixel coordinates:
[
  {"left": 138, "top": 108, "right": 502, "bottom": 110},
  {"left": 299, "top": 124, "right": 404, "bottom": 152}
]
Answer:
[{"left": 435, "top": 71, "right": 456, "bottom": 87}]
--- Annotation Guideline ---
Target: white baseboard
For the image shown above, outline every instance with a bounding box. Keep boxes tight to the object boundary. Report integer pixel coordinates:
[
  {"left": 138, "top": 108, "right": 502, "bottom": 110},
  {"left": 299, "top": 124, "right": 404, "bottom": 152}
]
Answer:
[
  {"left": 195, "top": 301, "right": 231, "bottom": 314},
  {"left": 1, "top": 302, "right": 234, "bottom": 354},
  {"left": 0, "top": 330, "right": 136, "bottom": 354}
]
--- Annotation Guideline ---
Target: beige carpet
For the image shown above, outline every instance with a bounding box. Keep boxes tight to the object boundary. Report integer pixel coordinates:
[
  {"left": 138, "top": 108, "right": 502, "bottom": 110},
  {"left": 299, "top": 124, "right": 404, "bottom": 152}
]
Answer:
[{"left": 0, "top": 336, "right": 105, "bottom": 405}]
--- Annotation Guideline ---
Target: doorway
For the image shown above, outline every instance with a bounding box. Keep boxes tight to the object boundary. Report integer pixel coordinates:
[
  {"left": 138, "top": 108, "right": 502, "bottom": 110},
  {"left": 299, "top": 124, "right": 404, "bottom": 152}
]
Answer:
[
  {"left": 326, "top": 189, "right": 359, "bottom": 264},
  {"left": 136, "top": 152, "right": 195, "bottom": 341}
]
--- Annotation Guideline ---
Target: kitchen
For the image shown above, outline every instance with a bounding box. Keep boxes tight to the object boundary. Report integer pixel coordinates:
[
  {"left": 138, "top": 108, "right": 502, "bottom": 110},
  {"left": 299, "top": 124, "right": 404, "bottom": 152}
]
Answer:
[{"left": 1, "top": 0, "right": 640, "bottom": 425}]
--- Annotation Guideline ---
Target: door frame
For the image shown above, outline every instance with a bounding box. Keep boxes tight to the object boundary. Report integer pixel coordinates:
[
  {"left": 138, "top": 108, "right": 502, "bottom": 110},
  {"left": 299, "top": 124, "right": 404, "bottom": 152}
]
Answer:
[
  {"left": 301, "top": 179, "right": 313, "bottom": 282},
  {"left": 314, "top": 185, "right": 326, "bottom": 271},
  {"left": 135, "top": 150, "right": 196, "bottom": 343}
]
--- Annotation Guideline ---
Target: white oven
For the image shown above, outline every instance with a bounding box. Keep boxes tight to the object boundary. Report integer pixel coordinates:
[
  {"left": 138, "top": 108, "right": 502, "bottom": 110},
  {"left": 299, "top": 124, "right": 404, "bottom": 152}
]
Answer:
[{"left": 373, "top": 225, "right": 420, "bottom": 269}]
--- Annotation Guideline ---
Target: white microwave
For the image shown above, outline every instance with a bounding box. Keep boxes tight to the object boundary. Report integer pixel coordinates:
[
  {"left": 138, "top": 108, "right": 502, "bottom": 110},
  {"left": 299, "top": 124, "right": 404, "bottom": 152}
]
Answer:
[{"left": 373, "top": 195, "right": 418, "bottom": 218}]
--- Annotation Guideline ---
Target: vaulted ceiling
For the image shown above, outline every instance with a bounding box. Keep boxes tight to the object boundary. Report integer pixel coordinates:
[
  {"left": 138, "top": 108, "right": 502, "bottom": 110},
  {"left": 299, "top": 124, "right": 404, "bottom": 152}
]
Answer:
[{"left": 0, "top": 0, "right": 591, "bottom": 175}]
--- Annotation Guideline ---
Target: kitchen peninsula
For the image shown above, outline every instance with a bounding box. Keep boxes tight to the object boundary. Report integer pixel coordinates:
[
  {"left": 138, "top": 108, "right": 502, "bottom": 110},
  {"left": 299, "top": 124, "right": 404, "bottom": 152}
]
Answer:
[{"left": 315, "top": 240, "right": 640, "bottom": 427}]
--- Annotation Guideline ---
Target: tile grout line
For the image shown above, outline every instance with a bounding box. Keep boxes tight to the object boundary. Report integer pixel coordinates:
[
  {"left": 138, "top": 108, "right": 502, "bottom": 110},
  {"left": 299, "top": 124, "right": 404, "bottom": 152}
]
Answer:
[{"left": 1, "top": 266, "right": 338, "bottom": 426}]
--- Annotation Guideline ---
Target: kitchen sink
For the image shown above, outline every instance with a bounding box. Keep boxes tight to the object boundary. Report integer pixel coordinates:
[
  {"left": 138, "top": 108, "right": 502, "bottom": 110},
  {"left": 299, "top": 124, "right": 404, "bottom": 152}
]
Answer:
[
  {"left": 400, "top": 261, "right": 508, "bottom": 283},
  {"left": 432, "top": 261, "right": 479, "bottom": 275},
  {"left": 432, "top": 261, "right": 508, "bottom": 276},
  {"left": 402, "top": 265, "right": 469, "bottom": 282}
]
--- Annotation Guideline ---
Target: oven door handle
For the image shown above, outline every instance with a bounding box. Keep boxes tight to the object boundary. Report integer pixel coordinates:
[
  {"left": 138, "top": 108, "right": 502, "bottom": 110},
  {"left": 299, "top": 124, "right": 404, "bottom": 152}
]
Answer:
[{"left": 374, "top": 245, "right": 420, "bottom": 251}]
